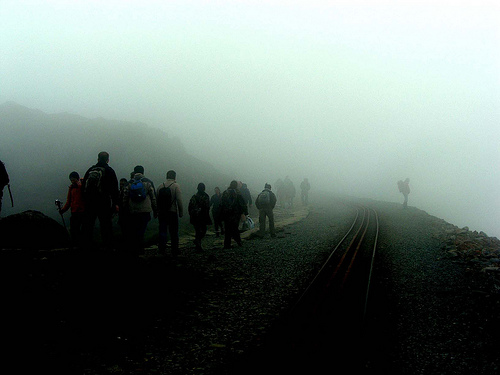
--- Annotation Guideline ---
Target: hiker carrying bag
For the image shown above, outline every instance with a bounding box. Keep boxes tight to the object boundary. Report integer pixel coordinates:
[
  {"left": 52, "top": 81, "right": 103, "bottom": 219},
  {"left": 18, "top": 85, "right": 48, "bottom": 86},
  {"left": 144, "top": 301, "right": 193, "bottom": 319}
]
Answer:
[
  {"left": 84, "top": 166, "right": 105, "bottom": 197},
  {"left": 129, "top": 178, "right": 147, "bottom": 202},
  {"left": 157, "top": 182, "right": 174, "bottom": 214},
  {"left": 257, "top": 190, "right": 271, "bottom": 207}
]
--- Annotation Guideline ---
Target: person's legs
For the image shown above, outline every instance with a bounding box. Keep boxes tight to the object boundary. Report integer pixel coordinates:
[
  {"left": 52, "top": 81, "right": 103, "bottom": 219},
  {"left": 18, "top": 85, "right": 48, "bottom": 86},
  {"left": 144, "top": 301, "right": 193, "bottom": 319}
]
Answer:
[
  {"left": 97, "top": 208, "right": 113, "bottom": 249},
  {"left": 69, "top": 212, "right": 85, "bottom": 246},
  {"left": 158, "top": 218, "right": 169, "bottom": 253},
  {"left": 169, "top": 212, "right": 179, "bottom": 255},
  {"left": 82, "top": 207, "right": 98, "bottom": 248},
  {"left": 258, "top": 209, "right": 267, "bottom": 237},
  {"left": 223, "top": 220, "right": 232, "bottom": 248},
  {"left": 268, "top": 209, "right": 276, "bottom": 237}
]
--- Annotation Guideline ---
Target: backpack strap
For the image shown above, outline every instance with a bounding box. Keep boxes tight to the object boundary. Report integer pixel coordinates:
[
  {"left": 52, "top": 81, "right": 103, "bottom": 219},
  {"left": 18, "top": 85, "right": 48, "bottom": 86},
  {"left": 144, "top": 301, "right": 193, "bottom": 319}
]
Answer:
[{"left": 161, "top": 182, "right": 176, "bottom": 207}]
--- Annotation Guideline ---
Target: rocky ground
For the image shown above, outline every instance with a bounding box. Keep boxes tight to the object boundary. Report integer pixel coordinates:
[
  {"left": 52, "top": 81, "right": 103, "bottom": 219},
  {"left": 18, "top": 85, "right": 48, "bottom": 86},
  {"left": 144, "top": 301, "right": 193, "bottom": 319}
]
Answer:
[{"left": 2, "top": 194, "right": 499, "bottom": 374}]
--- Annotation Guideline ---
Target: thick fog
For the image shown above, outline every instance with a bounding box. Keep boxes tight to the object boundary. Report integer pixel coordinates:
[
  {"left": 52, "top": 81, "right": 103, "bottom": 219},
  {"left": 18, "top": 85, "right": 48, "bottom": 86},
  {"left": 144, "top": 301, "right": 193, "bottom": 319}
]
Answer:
[{"left": 1, "top": 1, "right": 499, "bottom": 237}]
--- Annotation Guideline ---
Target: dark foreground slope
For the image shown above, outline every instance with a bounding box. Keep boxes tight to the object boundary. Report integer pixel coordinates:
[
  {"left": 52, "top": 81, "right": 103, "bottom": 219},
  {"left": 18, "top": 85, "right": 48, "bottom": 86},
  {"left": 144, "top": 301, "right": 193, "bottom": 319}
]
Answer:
[{"left": 2, "top": 195, "right": 499, "bottom": 374}]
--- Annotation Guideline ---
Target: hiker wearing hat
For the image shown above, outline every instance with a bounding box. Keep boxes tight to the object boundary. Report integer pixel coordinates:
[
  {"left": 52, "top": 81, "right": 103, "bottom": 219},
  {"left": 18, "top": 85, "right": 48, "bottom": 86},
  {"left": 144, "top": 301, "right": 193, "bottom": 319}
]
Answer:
[{"left": 255, "top": 183, "right": 277, "bottom": 238}]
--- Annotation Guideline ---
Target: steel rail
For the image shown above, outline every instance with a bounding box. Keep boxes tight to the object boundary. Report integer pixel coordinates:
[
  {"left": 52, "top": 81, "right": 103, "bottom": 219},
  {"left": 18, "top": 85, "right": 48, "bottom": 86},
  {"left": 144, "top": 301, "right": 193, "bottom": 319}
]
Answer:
[
  {"left": 326, "top": 205, "right": 368, "bottom": 288},
  {"left": 363, "top": 208, "right": 379, "bottom": 321},
  {"left": 291, "top": 207, "right": 361, "bottom": 311},
  {"left": 340, "top": 206, "right": 371, "bottom": 289}
]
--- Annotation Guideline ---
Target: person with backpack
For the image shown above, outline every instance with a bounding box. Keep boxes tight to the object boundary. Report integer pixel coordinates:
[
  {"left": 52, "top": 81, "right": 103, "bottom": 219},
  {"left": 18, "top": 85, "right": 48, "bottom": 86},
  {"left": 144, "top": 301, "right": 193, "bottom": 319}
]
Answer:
[
  {"left": 82, "top": 151, "right": 119, "bottom": 250},
  {"left": 220, "top": 180, "right": 248, "bottom": 249},
  {"left": 157, "top": 170, "right": 183, "bottom": 256},
  {"left": 188, "top": 183, "right": 212, "bottom": 252},
  {"left": 240, "top": 183, "right": 252, "bottom": 208},
  {"left": 0, "top": 160, "right": 9, "bottom": 217},
  {"left": 210, "top": 187, "right": 224, "bottom": 237},
  {"left": 255, "top": 183, "right": 277, "bottom": 238},
  {"left": 397, "top": 178, "right": 411, "bottom": 209},
  {"left": 123, "top": 165, "right": 157, "bottom": 255},
  {"left": 117, "top": 178, "right": 129, "bottom": 237},
  {"left": 58, "top": 171, "right": 85, "bottom": 246}
]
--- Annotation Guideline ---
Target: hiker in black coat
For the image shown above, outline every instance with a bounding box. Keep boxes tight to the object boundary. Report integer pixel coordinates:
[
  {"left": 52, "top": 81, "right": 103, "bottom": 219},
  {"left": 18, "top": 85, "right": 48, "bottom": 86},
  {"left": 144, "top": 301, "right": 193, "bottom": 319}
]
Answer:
[
  {"left": 189, "top": 183, "right": 212, "bottom": 251},
  {"left": 210, "top": 187, "right": 224, "bottom": 237},
  {"left": 220, "top": 180, "right": 248, "bottom": 249},
  {"left": 255, "top": 183, "right": 277, "bottom": 238},
  {"left": 81, "top": 151, "right": 119, "bottom": 249}
]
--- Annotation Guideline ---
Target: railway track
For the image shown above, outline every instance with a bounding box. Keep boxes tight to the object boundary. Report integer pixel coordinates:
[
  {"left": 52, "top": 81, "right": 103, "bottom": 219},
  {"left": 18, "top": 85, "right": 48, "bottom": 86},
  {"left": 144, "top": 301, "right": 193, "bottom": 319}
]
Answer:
[
  {"left": 235, "top": 203, "right": 380, "bottom": 374},
  {"left": 293, "top": 204, "right": 379, "bottom": 321}
]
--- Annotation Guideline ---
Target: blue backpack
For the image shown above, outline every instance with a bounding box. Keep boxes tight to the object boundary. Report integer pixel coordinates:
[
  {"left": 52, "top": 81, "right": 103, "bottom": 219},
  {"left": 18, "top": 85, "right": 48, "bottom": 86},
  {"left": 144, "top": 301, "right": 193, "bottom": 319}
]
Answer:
[{"left": 129, "top": 178, "right": 147, "bottom": 202}]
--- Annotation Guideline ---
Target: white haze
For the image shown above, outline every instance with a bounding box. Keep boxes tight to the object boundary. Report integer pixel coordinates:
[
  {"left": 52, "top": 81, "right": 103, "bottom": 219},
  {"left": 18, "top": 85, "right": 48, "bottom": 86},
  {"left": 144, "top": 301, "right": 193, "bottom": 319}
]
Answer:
[{"left": 1, "top": 1, "right": 499, "bottom": 237}]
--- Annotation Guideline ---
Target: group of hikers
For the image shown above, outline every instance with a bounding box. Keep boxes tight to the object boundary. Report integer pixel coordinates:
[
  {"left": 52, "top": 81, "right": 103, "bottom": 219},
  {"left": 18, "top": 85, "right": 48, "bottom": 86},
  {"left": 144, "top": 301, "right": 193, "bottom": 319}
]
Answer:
[
  {"left": 0, "top": 155, "right": 412, "bottom": 255},
  {"left": 43, "top": 152, "right": 311, "bottom": 256}
]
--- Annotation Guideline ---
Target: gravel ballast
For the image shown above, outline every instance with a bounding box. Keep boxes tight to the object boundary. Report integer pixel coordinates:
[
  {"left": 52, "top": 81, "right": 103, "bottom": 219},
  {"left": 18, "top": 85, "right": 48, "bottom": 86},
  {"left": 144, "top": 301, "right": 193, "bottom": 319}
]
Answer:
[{"left": 4, "top": 193, "right": 499, "bottom": 374}]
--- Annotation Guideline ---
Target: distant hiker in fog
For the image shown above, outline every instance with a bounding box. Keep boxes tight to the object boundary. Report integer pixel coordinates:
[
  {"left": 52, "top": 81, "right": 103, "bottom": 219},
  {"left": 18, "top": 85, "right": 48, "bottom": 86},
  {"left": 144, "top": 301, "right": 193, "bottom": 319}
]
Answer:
[
  {"left": 300, "top": 178, "right": 310, "bottom": 206},
  {"left": 123, "top": 166, "right": 157, "bottom": 255},
  {"left": 284, "top": 176, "right": 296, "bottom": 209},
  {"left": 0, "top": 160, "right": 9, "bottom": 216},
  {"left": 157, "top": 170, "right": 183, "bottom": 256},
  {"left": 58, "top": 171, "right": 85, "bottom": 246},
  {"left": 221, "top": 180, "right": 248, "bottom": 249},
  {"left": 210, "top": 187, "right": 224, "bottom": 237},
  {"left": 275, "top": 178, "right": 285, "bottom": 207},
  {"left": 398, "top": 178, "right": 411, "bottom": 209},
  {"left": 188, "top": 183, "right": 212, "bottom": 252},
  {"left": 255, "top": 183, "right": 277, "bottom": 238},
  {"left": 82, "top": 151, "right": 119, "bottom": 250}
]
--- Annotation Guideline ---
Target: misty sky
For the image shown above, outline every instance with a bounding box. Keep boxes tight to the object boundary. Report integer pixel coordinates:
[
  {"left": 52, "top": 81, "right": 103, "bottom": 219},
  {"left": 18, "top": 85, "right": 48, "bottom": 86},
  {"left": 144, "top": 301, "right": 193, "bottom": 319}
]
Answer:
[{"left": 1, "top": 1, "right": 499, "bottom": 236}]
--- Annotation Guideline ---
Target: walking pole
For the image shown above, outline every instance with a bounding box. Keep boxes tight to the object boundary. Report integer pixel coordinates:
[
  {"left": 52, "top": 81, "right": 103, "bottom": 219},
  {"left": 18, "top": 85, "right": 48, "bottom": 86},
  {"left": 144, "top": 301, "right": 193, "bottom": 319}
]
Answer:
[
  {"left": 55, "top": 199, "right": 67, "bottom": 230},
  {"left": 7, "top": 184, "right": 13, "bottom": 207}
]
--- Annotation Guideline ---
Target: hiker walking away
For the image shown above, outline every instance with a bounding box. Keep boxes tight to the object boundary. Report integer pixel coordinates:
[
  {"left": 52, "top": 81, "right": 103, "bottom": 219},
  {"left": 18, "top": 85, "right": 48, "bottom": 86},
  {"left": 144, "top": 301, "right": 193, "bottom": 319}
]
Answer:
[
  {"left": 117, "top": 178, "right": 129, "bottom": 238},
  {"left": 300, "top": 178, "right": 310, "bottom": 206},
  {"left": 210, "top": 187, "right": 224, "bottom": 237},
  {"left": 255, "top": 183, "right": 277, "bottom": 238},
  {"left": 82, "top": 151, "right": 119, "bottom": 250},
  {"left": 275, "top": 178, "right": 285, "bottom": 207},
  {"left": 123, "top": 166, "right": 157, "bottom": 255},
  {"left": 397, "top": 178, "right": 411, "bottom": 209},
  {"left": 0, "top": 160, "right": 9, "bottom": 216},
  {"left": 220, "top": 180, "right": 248, "bottom": 249},
  {"left": 157, "top": 170, "right": 183, "bottom": 256},
  {"left": 58, "top": 171, "right": 85, "bottom": 246},
  {"left": 240, "top": 183, "right": 253, "bottom": 208},
  {"left": 240, "top": 182, "right": 253, "bottom": 230},
  {"left": 188, "top": 183, "right": 212, "bottom": 252},
  {"left": 284, "top": 176, "right": 296, "bottom": 209}
]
